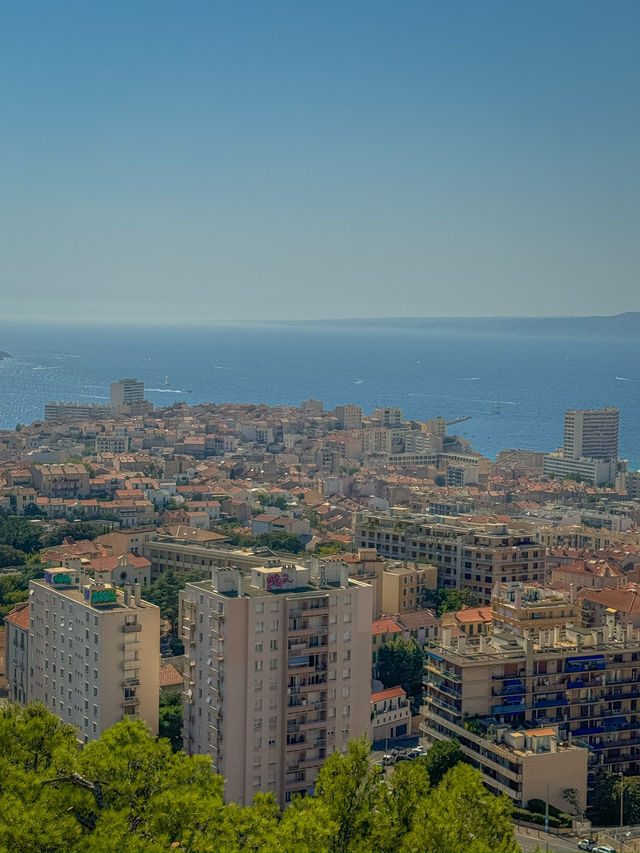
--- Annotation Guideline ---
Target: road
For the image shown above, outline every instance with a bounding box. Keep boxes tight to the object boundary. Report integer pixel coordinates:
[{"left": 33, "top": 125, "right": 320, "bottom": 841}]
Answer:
[{"left": 515, "top": 829, "right": 583, "bottom": 852}]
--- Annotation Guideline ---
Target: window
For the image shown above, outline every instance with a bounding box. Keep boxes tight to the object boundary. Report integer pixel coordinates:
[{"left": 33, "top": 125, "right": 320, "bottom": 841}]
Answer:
[
  {"left": 343, "top": 631, "right": 351, "bottom": 642},
  {"left": 271, "top": 620, "right": 279, "bottom": 631},
  {"left": 255, "top": 643, "right": 263, "bottom": 653},
  {"left": 270, "top": 639, "right": 278, "bottom": 650},
  {"left": 342, "top": 668, "right": 351, "bottom": 679},
  {"left": 255, "top": 660, "right": 263, "bottom": 672},
  {"left": 255, "top": 622, "right": 264, "bottom": 633},
  {"left": 255, "top": 602, "right": 264, "bottom": 614},
  {"left": 270, "top": 659, "right": 278, "bottom": 670}
]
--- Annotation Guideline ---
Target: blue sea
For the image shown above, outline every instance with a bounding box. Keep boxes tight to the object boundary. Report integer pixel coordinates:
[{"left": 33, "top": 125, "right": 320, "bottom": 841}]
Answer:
[{"left": 0, "top": 321, "right": 639, "bottom": 470}]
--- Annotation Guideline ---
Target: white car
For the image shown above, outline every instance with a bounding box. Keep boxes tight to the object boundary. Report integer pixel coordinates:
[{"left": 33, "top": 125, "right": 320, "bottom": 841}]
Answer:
[{"left": 578, "top": 842, "right": 594, "bottom": 851}]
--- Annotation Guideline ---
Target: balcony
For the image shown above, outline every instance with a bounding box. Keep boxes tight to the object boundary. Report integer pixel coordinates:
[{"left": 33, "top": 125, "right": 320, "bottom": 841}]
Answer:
[
  {"left": 122, "top": 677, "right": 140, "bottom": 687},
  {"left": 122, "top": 623, "right": 142, "bottom": 633},
  {"left": 534, "top": 697, "right": 568, "bottom": 709},
  {"left": 491, "top": 702, "right": 527, "bottom": 715}
]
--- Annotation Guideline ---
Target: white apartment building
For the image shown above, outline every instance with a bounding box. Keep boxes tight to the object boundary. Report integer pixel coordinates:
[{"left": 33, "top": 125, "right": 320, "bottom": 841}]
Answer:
[
  {"left": 564, "top": 407, "right": 619, "bottom": 461},
  {"left": 544, "top": 407, "right": 621, "bottom": 486},
  {"left": 28, "top": 569, "right": 160, "bottom": 742},
  {"left": 95, "top": 435, "right": 130, "bottom": 454},
  {"left": 45, "top": 401, "right": 111, "bottom": 421},
  {"left": 110, "top": 378, "right": 145, "bottom": 413},
  {"left": 334, "top": 404, "right": 363, "bottom": 431},
  {"left": 180, "top": 562, "right": 373, "bottom": 807}
]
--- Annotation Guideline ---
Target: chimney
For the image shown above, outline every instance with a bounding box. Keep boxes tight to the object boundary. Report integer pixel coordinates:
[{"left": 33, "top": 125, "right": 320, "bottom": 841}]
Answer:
[
  {"left": 441, "top": 626, "right": 452, "bottom": 648},
  {"left": 123, "top": 585, "right": 130, "bottom": 606},
  {"left": 237, "top": 573, "right": 243, "bottom": 598},
  {"left": 134, "top": 583, "right": 141, "bottom": 606},
  {"left": 340, "top": 565, "right": 349, "bottom": 588}
]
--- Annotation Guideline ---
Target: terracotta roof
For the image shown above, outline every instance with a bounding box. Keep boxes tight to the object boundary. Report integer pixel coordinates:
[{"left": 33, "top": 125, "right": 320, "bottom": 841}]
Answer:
[
  {"left": 579, "top": 584, "right": 640, "bottom": 613},
  {"left": 372, "top": 617, "right": 403, "bottom": 636},
  {"left": 371, "top": 686, "right": 406, "bottom": 703},
  {"left": 454, "top": 606, "right": 493, "bottom": 623},
  {"left": 5, "top": 603, "right": 30, "bottom": 630},
  {"left": 524, "top": 727, "right": 556, "bottom": 737},
  {"left": 159, "top": 663, "right": 183, "bottom": 687},
  {"left": 395, "top": 609, "right": 440, "bottom": 630}
]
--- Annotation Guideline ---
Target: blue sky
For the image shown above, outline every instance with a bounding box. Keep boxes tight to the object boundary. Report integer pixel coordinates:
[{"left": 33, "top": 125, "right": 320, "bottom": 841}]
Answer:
[{"left": 1, "top": 1, "right": 639, "bottom": 323}]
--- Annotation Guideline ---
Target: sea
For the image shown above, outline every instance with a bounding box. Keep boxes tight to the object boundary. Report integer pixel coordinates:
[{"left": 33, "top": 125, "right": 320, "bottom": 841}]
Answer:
[{"left": 0, "top": 321, "right": 639, "bottom": 470}]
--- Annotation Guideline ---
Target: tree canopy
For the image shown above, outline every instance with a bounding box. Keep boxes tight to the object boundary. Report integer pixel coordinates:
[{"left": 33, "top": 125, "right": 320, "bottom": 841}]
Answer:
[
  {"left": 0, "top": 704, "right": 519, "bottom": 853},
  {"left": 376, "top": 636, "right": 425, "bottom": 706}
]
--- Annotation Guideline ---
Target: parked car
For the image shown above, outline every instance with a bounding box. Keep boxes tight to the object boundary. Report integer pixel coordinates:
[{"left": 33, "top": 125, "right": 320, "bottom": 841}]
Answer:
[
  {"left": 593, "top": 846, "right": 616, "bottom": 853},
  {"left": 382, "top": 754, "right": 395, "bottom": 766},
  {"left": 395, "top": 754, "right": 412, "bottom": 762},
  {"left": 578, "top": 841, "right": 594, "bottom": 851},
  {"left": 408, "top": 748, "right": 424, "bottom": 758}
]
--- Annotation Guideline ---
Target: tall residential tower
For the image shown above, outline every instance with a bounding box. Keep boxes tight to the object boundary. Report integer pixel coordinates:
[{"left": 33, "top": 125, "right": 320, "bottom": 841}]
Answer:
[{"left": 180, "top": 561, "right": 372, "bottom": 807}]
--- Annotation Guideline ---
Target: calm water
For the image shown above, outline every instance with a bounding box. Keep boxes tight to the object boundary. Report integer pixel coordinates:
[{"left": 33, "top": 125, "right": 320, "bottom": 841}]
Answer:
[{"left": 0, "top": 322, "right": 638, "bottom": 469}]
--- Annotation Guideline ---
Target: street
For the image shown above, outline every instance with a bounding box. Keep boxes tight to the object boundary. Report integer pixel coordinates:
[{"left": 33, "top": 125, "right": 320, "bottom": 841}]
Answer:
[{"left": 515, "top": 829, "right": 583, "bottom": 853}]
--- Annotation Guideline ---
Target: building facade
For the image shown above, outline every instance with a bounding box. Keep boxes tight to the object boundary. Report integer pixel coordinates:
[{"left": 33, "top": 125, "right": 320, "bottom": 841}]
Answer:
[
  {"left": 355, "top": 511, "right": 544, "bottom": 604},
  {"left": 180, "top": 562, "right": 372, "bottom": 807},
  {"left": 28, "top": 569, "right": 160, "bottom": 741},
  {"left": 422, "top": 614, "right": 640, "bottom": 803}
]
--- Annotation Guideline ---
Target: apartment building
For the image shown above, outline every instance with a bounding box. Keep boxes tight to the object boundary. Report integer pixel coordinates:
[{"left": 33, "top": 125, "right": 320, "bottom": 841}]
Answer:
[
  {"left": 334, "top": 404, "right": 363, "bottom": 431},
  {"left": 28, "top": 569, "right": 160, "bottom": 741},
  {"left": 371, "top": 686, "right": 411, "bottom": 741},
  {"left": 544, "top": 407, "right": 621, "bottom": 485},
  {"left": 95, "top": 435, "right": 130, "bottom": 454},
  {"left": 355, "top": 511, "right": 544, "bottom": 604},
  {"left": 491, "top": 582, "right": 581, "bottom": 636},
  {"left": 5, "top": 602, "right": 30, "bottom": 704},
  {"left": 381, "top": 562, "right": 437, "bottom": 615},
  {"left": 422, "top": 612, "right": 640, "bottom": 803},
  {"left": 45, "top": 401, "right": 111, "bottom": 421},
  {"left": 110, "top": 378, "right": 145, "bottom": 413},
  {"left": 564, "top": 407, "right": 619, "bottom": 461},
  {"left": 30, "top": 463, "right": 90, "bottom": 498},
  {"left": 180, "top": 561, "right": 372, "bottom": 807}
]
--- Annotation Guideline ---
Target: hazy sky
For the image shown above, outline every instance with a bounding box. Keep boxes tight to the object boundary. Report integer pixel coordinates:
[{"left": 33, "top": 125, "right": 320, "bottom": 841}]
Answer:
[{"left": 2, "top": 1, "right": 639, "bottom": 324}]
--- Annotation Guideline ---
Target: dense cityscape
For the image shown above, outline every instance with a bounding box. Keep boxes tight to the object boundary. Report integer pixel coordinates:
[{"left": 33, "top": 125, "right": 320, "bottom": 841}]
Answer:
[{"left": 0, "top": 379, "right": 639, "bottom": 850}]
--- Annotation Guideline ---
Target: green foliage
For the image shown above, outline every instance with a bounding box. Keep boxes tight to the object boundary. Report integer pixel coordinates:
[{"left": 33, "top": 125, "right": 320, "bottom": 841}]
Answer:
[
  {"left": 0, "top": 543, "right": 27, "bottom": 567},
  {"left": 0, "top": 703, "right": 521, "bottom": 853},
  {"left": 376, "top": 636, "right": 425, "bottom": 706},
  {"left": 41, "top": 522, "right": 113, "bottom": 549},
  {"left": 512, "top": 807, "right": 564, "bottom": 828},
  {"left": 142, "top": 570, "right": 204, "bottom": 634},
  {"left": 434, "top": 474, "right": 446, "bottom": 486},
  {"left": 427, "top": 586, "right": 479, "bottom": 616},
  {"left": 405, "top": 763, "right": 518, "bottom": 853},
  {"left": 591, "top": 771, "right": 640, "bottom": 826},
  {"left": 0, "top": 515, "right": 42, "bottom": 553},
  {"left": 0, "top": 560, "right": 45, "bottom": 624},
  {"left": 158, "top": 692, "right": 183, "bottom": 752},
  {"left": 418, "top": 737, "right": 467, "bottom": 787},
  {"left": 313, "top": 543, "right": 345, "bottom": 556},
  {"left": 314, "top": 737, "right": 382, "bottom": 852}
]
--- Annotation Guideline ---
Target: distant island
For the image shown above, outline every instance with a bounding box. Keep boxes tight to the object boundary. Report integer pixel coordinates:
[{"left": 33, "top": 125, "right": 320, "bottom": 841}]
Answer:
[
  {"left": 289, "top": 311, "right": 640, "bottom": 340},
  {"left": 0, "top": 351, "right": 11, "bottom": 359}
]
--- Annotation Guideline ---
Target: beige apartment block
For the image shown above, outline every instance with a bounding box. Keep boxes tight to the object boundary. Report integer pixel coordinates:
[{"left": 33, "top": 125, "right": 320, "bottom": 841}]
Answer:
[
  {"left": 180, "top": 562, "right": 372, "bottom": 807},
  {"left": 381, "top": 562, "right": 437, "bottom": 615},
  {"left": 334, "top": 404, "right": 363, "bottom": 431},
  {"left": 491, "top": 582, "right": 581, "bottom": 636},
  {"left": 28, "top": 569, "right": 160, "bottom": 742},
  {"left": 30, "top": 463, "right": 90, "bottom": 498},
  {"left": 356, "top": 510, "right": 545, "bottom": 604}
]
